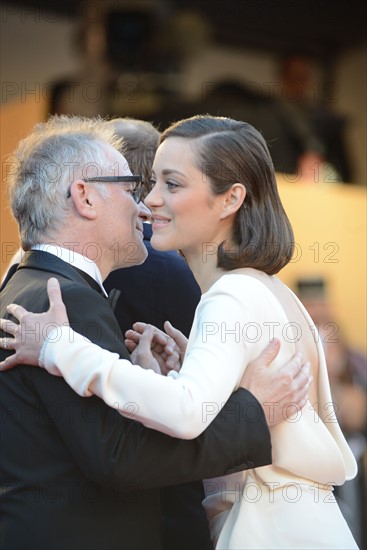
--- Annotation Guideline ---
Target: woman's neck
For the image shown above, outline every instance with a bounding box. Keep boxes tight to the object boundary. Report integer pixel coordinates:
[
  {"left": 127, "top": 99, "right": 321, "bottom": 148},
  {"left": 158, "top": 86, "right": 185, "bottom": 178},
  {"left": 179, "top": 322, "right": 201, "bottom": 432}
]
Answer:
[{"left": 185, "top": 250, "right": 226, "bottom": 294}]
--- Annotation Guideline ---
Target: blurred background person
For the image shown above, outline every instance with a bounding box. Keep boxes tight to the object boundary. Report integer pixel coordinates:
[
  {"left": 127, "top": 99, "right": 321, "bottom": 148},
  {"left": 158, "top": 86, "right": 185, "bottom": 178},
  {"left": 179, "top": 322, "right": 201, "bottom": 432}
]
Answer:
[
  {"left": 265, "top": 54, "right": 353, "bottom": 182},
  {"left": 41, "top": 4, "right": 356, "bottom": 188},
  {"left": 296, "top": 276, "right": 366, "bottom": 548}
]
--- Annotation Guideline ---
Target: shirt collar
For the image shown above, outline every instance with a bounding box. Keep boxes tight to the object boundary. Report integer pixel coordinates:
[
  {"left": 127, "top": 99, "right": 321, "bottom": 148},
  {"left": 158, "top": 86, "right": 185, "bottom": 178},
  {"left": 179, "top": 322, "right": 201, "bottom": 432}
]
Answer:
[{"left": 31, "top": 244, "right": 108, "bottom": 296}]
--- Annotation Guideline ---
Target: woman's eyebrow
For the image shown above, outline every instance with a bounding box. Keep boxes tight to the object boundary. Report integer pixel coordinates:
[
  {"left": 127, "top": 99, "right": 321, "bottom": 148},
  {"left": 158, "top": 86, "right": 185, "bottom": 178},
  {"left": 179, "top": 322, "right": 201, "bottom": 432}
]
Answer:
[{"left": 161, "top": 169, "right": 186, "bottom": 177}]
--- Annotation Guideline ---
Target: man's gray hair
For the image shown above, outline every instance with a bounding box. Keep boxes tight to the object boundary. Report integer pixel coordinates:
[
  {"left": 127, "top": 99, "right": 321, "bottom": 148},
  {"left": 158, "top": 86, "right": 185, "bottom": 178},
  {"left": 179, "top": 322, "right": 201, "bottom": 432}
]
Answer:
[{"left": 7, "top": 115, "right": 125, "bottom": 250}]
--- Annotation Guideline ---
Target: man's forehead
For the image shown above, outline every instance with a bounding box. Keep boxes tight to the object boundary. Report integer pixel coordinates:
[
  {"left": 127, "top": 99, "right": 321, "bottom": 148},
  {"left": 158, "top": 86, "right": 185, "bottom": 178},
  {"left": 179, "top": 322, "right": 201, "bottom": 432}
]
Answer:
[{"left": 102, "top": 144, "right": 132, "bottom": 175}]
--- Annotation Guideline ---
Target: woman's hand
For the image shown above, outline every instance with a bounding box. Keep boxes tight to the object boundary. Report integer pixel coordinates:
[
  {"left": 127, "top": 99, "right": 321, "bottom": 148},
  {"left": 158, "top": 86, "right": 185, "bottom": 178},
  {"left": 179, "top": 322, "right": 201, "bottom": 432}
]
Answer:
[
  {"left": 126, "top": 321, "right": 187, "bottom": 375},
  {"left": 163, "top": 321, "right": 188, "bottom": 366},
  {"left": 130, "top": 325, "right": 164, "bottom": 374},
  {"left": 0, "top": 278, "right": 69, "bottom": 370}
]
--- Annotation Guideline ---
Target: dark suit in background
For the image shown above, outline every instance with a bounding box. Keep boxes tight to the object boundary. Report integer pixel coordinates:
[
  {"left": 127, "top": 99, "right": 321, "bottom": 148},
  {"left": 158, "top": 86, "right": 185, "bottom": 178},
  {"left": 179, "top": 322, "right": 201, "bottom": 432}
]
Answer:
[
  {"left": 0, "top": 251, "right": 272, "bottom": 550},
  {"left": 105, "top": 223, "right": 209, "bottom": 549}
]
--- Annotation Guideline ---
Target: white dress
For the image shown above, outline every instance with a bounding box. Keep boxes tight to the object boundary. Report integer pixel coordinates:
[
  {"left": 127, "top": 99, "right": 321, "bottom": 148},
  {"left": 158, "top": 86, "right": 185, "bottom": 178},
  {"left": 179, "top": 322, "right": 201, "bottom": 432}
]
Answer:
[{"left": 42, "top": 269, "right": 358, "bottom": 549}]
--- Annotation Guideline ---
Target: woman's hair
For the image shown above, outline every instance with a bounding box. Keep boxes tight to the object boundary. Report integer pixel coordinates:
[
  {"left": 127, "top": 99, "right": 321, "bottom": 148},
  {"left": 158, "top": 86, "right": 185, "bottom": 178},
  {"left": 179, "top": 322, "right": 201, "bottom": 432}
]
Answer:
[
  {"left": 160, "top": 115, "right": 294, "bottom": 275},
  {"left": 7, "top": 115, "right": 124, "bottom": 250}
]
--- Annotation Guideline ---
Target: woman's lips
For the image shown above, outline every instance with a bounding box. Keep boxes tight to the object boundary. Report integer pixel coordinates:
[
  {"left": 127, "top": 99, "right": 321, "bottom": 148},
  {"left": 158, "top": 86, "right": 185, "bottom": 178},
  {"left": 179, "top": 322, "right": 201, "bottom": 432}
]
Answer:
[{"left": 151, "top": 215, "right": 171, "bottom": 228}]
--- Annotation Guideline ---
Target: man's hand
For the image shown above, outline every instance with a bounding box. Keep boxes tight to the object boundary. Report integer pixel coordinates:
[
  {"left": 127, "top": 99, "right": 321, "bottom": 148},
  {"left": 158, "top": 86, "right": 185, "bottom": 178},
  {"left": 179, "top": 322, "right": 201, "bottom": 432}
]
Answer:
[
  {"left": 0, "top": 278, "right": 68, "bottom": 370},
  {"left": 241, "top": 339, "right": 312, "bottom": 427}
]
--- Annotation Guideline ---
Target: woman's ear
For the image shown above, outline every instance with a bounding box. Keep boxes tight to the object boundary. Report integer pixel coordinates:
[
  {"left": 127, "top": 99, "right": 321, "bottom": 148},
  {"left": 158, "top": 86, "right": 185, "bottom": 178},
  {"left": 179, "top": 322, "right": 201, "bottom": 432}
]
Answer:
[
  {"left": 69, "top": 180, "right": 98, "bottom": 220},
  {"left": 220, "top": 183, "right": 246, "bottom": 219}
]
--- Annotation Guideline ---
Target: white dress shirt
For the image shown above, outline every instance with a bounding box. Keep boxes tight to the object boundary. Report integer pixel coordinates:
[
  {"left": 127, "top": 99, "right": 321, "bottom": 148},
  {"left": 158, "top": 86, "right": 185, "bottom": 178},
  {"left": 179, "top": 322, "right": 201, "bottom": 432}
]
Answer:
[{"left": 32, "top": 243, "right": 107, "bottom": 296}]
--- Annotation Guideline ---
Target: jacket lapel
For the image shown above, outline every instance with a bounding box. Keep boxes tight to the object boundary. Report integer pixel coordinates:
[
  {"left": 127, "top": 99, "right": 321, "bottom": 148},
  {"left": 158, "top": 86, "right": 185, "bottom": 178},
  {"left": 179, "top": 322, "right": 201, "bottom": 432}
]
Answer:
[
  {"left": 3, "top": 251, "right": 117, "bottom": 306},
  {"left": 17, "top": 250, "right": 103, "bottom": 293}
]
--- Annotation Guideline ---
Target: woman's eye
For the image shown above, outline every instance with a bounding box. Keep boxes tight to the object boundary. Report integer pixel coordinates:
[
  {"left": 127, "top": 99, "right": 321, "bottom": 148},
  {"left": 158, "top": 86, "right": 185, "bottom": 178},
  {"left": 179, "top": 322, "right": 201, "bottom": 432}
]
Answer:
[
  {"left": 149, "top": 178, "right": 156, "bottom": 187},
  {"left": 166, "top": 181, "right": 179, "bottom": 190}
]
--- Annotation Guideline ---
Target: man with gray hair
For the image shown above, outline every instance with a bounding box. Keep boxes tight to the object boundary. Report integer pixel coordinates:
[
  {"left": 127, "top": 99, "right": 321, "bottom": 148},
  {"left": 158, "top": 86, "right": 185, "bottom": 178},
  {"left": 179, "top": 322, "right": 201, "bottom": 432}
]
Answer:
[
  {"left": 0, "top": 115, "right": 289, "bottom": 550},
  {"left": 0, "top": 117, "right": 314, "bottom": 550}
]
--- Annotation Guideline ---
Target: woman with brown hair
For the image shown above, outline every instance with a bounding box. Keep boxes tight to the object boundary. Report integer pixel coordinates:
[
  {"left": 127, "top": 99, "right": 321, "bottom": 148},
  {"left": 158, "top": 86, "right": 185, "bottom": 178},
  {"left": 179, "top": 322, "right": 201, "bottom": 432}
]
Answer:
[{"left": 0, "top": 116, "right": 358, "bottom": 549}]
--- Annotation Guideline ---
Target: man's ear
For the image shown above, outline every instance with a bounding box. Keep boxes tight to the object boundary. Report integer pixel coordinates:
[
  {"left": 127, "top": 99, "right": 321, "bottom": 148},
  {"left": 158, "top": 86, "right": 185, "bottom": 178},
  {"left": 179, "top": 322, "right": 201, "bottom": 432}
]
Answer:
[
  {"left": 69, "top": 180, "right": 98, "bottom": 220},
  {"left": 220, "top": 183, "right": 246, "bottom": 220}
]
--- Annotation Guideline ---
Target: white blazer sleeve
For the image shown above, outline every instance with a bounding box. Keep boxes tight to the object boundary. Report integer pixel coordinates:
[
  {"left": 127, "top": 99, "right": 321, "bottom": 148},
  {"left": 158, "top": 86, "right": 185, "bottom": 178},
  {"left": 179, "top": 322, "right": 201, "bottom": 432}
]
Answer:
[{"left": 41, "top": 277, "right": 277, "bottom": 438}]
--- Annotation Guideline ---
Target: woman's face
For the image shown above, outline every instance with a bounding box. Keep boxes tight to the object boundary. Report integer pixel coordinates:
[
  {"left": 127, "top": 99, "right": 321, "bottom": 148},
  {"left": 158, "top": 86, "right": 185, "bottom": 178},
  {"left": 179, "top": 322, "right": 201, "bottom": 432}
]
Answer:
[{"left": 145, "top": 137, "right": 233, "bottom": 256}]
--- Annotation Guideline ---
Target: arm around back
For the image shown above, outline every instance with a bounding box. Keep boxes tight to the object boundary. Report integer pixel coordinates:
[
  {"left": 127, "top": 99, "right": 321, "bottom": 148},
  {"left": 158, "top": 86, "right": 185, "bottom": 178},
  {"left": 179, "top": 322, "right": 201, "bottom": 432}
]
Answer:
[{"left": 33, "top": 284, "right": 272, "bottom": 489}]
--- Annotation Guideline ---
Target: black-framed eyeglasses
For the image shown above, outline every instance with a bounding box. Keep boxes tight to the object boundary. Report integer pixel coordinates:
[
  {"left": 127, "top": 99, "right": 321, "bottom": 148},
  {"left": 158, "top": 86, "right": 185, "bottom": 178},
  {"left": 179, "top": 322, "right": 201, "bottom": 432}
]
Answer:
[{"left": 66, "top": 176, "right": 144, "bottom": 203}]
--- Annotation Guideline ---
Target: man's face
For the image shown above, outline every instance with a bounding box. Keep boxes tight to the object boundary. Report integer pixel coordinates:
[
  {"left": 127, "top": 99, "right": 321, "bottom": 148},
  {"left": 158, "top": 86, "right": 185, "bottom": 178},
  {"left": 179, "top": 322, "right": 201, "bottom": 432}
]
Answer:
[{"left": 94, "top": 144, "right": 148, "bottom": 272}]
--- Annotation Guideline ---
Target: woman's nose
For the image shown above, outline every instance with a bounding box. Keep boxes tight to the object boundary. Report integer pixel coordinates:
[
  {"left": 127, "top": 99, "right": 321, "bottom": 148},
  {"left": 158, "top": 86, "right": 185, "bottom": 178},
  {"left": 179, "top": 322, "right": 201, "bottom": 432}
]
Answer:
[{"left": 145, "top": 184, "right": 163, "bottom": 208}]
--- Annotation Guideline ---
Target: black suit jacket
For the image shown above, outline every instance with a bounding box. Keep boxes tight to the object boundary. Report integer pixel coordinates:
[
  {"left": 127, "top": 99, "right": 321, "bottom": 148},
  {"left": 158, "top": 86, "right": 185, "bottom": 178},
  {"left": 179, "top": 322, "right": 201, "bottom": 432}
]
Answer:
[{"left": 0, "top": 251, "right": 272, "bottom": 550}]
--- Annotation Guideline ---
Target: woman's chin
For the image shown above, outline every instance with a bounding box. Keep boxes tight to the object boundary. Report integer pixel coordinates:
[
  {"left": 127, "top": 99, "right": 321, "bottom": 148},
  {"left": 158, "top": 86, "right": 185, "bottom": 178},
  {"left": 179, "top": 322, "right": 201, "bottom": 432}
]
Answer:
[{"left": 150, "top": 235, "right": 173, "bottom": 252}]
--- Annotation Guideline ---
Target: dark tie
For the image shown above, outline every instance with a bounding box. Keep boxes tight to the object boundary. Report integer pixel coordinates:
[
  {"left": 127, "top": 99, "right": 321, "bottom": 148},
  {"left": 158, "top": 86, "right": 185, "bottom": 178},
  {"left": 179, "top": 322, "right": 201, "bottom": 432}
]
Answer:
[
  {"left": 73, "top": 268, "right": 120, "bottom": 312},
  {"left": 107, "top": 288, "right": 121, "bottom": 312}
]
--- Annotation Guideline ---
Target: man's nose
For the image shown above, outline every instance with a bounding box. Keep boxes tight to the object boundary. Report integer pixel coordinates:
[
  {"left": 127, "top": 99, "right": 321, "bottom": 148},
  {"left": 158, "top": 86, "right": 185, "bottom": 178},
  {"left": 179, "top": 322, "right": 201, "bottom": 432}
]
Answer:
[{"left": 138, "top": 201, "right": 151, "bottom": 222}]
